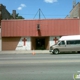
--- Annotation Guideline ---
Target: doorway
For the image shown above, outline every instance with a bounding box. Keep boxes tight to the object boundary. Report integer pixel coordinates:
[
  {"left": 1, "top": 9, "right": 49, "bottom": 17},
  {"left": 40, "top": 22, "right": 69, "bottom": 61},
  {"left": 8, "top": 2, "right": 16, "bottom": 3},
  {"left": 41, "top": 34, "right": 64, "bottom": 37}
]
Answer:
[
  {"left": 31, "top": 37, "right": 49, "bottom": 50},
  {"left": 36, "top": 38, "right": 45, "bottom": 50}
]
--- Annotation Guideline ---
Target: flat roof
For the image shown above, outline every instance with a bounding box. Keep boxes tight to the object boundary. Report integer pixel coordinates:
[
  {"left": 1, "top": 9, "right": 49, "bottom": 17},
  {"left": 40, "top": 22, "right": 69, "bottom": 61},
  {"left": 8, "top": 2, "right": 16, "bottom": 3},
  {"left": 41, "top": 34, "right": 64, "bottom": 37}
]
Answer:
[{"left": 60, "top": 35, "right": 80, "bottom": 40}]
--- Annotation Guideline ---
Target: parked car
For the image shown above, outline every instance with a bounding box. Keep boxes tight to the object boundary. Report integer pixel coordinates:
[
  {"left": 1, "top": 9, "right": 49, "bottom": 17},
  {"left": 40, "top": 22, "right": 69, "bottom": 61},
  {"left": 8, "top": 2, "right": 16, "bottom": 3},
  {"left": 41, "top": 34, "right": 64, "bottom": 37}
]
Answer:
[{"left": 49, "top": 35, "right": 80, "bottom": 54}]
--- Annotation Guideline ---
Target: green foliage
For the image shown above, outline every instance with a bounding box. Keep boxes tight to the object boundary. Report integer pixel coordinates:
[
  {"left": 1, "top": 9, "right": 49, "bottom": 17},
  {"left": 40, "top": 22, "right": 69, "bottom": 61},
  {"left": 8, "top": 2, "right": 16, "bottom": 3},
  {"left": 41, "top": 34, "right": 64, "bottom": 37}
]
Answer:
[{"left": 10, "top": 13, "right": 24, "bottom": 19}]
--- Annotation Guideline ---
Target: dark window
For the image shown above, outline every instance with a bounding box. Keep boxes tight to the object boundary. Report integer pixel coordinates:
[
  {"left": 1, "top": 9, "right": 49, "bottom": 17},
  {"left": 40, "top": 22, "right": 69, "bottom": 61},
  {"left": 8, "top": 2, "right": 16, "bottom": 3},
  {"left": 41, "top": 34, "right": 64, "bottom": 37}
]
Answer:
[
  {"left": 59, "top": 41, "right": 65, "bottom": 45},
  {"left": 75, "top": 40, "right": 80, "bottom": 44},
  {"left": 67, "top": 40, "right": 80, "bottom": 45}
]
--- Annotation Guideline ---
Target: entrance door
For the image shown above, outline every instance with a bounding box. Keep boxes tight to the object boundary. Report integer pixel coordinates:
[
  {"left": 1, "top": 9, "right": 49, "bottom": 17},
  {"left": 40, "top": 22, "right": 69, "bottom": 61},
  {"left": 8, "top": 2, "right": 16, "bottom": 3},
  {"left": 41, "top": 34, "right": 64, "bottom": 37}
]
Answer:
[
  {"left": 31, "top": 37, "right": 49, "bottom": 50},
  {"left": 36, "top": 38, "right": 45, "bottom": 50}
]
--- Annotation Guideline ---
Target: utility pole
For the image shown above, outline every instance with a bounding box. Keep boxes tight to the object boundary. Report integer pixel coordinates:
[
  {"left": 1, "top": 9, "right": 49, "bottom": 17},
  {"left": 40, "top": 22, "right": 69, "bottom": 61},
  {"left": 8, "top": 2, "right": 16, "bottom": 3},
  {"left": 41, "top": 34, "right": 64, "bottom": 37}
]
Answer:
[
  {"left": 39, "top": 8, "right": 40, "bottom": 20},
  {"left": 33, "top": 8, "right": 46, "bottom": 19}
]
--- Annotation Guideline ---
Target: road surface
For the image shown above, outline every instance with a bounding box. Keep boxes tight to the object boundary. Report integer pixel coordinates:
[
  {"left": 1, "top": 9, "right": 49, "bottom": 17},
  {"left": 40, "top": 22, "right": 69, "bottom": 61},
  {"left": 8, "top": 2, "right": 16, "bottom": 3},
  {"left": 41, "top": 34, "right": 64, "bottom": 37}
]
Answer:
[{"left": 0, "top": 53, "right": 80, "bottom": 80}]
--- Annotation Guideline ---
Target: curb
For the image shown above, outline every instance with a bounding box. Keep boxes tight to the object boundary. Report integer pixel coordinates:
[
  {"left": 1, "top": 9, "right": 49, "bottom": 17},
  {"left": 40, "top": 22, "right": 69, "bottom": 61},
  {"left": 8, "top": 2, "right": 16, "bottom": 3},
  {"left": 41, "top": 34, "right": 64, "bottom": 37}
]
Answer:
[{"left": 0, "top": 50, "right": 50, "bottom": 54}]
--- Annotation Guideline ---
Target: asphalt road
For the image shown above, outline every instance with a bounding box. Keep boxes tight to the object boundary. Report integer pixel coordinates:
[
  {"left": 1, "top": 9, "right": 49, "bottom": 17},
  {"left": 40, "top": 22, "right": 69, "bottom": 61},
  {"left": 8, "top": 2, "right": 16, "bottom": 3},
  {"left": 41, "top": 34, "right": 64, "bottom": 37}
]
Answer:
[{"left": 0, "top": 53, "right": 80, "bottom": 80}]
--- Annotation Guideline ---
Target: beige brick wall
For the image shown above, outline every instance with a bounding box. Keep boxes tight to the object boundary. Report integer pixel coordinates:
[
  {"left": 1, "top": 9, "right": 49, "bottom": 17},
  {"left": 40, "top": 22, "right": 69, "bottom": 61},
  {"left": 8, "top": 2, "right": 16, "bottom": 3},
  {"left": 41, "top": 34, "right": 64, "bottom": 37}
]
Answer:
[{"left": 70, "top": 3, "right": 80, "bottom": 18}]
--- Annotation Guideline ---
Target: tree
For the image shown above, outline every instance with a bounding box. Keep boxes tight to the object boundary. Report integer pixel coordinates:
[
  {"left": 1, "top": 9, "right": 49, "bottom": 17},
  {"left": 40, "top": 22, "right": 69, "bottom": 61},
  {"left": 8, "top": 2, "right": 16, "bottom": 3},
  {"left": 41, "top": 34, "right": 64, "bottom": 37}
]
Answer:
[{"left": 10, "top": 13, "right": 24, "bottom": 19}]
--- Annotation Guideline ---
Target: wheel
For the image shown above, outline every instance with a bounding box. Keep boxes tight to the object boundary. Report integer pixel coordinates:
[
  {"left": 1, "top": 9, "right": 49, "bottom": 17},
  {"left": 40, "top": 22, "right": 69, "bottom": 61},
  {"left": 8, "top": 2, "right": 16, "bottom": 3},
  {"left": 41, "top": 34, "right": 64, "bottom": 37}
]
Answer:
[
  {"left": 53, "top": 49, "right": 59, "bottom": 54},
  {"left": 77, "top": 51, "right": 80, "bottom": 53}
]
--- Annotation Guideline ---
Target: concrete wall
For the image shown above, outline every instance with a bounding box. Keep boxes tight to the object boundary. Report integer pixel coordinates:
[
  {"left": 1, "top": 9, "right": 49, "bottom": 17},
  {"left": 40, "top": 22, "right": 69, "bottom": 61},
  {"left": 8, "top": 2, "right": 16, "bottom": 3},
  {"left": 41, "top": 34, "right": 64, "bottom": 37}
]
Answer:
[
  {"left": 2, "top": 37, "right": 31, "bottom": 51},
  {"left": 16, "top": 37, "right": 31, "bottom": 50},
  {"left": 49, "top": 36, "right": 61, "bottom": 47}
]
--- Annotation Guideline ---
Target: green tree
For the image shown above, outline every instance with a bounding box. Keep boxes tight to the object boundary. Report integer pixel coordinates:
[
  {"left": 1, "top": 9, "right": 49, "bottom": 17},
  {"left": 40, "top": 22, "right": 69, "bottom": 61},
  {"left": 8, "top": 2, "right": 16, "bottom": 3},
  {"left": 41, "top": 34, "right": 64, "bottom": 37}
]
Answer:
[{"left": 10, "top": 13, "right": 24, "bottom": 19}]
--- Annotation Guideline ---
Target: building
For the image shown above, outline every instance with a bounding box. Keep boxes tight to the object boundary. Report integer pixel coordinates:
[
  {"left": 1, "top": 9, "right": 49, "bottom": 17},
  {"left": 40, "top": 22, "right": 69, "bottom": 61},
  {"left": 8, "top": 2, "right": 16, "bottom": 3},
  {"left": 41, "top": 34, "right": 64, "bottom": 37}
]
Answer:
[
  {"left": 0, "top": 4, "right": 11, "bottom": 51},
  {"left": 66, "top": 1, "right": 80, "bottom": 18},
  {"left": 0, "top": 25, "right": 2, "bottom": 51},
  {"left": 1, "top": 19, "right": 80, "bottom": 51},
  {"left": 1, "top": 1, "right": 80, "bottom": 51},
  {"left": 0, "top": 4, "right": 11, "bottom": 25}
]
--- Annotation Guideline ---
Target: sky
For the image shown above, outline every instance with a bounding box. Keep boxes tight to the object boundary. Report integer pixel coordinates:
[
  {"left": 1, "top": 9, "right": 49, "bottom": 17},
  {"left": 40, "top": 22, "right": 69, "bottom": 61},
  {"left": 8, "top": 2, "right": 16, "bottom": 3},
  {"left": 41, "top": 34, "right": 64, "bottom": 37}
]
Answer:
[{"left": 0, "top": 0, "right": 80, "bottom": 19}]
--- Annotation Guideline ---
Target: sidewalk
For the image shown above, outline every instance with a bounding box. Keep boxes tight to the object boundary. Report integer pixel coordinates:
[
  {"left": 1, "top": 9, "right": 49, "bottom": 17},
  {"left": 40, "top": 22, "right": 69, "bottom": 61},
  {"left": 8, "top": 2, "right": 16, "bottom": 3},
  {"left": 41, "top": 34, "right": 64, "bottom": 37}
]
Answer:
[{"left": 0, "top": 50, "right": 50, "bottom": 54}]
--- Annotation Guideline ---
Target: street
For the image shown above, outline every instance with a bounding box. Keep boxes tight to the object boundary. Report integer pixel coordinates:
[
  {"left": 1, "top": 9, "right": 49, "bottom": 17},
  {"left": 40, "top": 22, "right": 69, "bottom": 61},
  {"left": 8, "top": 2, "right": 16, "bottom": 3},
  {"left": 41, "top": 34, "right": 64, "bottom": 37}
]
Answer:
[{"left": 0, "top": 53, "right": 80, "bottom": 80}]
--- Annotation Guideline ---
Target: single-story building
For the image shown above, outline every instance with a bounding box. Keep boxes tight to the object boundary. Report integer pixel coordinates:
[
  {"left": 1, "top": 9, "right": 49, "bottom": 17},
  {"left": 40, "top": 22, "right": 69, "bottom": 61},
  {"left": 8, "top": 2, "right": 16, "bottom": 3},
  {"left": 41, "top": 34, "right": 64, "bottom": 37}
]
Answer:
[{"left": 1, "top": 19, "right": 80, "bottom": 51}]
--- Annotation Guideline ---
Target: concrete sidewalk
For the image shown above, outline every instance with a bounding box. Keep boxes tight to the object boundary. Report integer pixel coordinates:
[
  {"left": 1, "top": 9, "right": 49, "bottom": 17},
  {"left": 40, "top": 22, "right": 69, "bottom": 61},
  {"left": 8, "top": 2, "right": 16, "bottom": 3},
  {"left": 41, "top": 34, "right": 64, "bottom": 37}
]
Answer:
[{"left": 0, "top": 50, "right": 50, "bottom": 54}]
